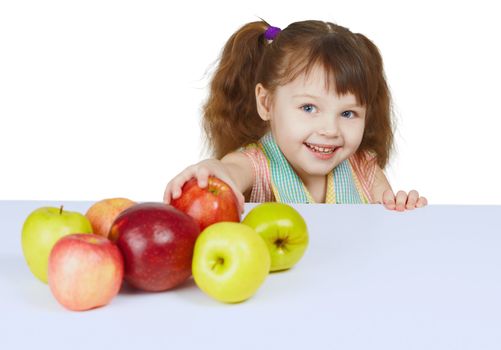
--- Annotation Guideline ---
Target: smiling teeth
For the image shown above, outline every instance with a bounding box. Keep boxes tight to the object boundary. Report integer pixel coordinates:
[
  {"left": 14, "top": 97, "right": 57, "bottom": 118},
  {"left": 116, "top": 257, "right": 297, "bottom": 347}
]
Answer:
[{"left": 305, "top": 143, "right": 335, "bottom": 154}]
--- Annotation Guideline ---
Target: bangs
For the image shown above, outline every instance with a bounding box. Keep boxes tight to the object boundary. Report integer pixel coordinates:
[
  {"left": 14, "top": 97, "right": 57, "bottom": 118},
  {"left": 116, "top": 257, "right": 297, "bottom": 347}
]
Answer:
[{"left": 277, "top": 36, "right": 374, "bottom": 106}]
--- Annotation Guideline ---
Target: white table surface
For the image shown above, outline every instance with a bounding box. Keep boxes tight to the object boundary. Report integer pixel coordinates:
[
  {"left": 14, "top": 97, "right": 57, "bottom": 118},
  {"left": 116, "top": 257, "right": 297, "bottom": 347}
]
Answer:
[{"left": 1, "top": 201, "right": 500, "bottom": 350}]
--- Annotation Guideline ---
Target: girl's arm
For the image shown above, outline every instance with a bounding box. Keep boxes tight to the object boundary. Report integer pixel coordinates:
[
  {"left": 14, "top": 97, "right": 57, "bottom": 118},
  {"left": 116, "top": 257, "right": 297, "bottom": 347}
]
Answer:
[
  {"left": 220, "top": 151, "right": 255, "bottom": 196},
  {"left": 370, "top": 165, "right": 428, "bottom": 211}
]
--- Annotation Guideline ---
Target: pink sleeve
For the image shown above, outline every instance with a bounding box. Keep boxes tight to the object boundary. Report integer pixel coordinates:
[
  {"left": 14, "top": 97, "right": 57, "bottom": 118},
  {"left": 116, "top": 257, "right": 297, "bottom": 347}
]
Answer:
[
  {"left": 350, "top": 150, "right": 378, "bottom": 203},
  {"left": 239, "top": 145, "right": 274, "bottom": 203},
  {"left": 365, "top": 151, "right": 377, "bottom": 191}
]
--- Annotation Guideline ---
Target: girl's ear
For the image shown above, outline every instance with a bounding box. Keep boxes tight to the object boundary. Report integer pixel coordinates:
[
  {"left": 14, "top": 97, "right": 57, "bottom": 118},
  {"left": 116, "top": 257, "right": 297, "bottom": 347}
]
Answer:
[{"left": 255, "top": 83, "right": 271, "bottom": 121}]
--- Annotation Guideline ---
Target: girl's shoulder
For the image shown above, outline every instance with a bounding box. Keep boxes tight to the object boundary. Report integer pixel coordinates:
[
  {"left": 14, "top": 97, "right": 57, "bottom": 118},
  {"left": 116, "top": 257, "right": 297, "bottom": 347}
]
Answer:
[
  {"left": 238, "top": 142, "right": 268, "bottom": 175},
  {"left": 350, "top": 149, "right": 378, "bottom": 167},
  {"left": 238, "top": 143, "right": 274, "bottom": 202},
  {"left": 238, "top": 142, "right": 264, "bottom": 160}
]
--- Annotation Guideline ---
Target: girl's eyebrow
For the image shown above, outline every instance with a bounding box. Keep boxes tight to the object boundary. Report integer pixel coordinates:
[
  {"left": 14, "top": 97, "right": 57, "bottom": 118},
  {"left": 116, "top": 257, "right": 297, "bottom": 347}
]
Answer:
[{"left": 292, "top": 93, "right": 322, "bottom": 99}]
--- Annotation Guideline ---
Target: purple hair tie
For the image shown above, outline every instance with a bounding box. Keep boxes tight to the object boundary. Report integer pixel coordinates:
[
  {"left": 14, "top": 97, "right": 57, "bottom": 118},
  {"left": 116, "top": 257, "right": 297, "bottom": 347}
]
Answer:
[{"left": 264, "top": 26, "right": 281, "bottom": 41}]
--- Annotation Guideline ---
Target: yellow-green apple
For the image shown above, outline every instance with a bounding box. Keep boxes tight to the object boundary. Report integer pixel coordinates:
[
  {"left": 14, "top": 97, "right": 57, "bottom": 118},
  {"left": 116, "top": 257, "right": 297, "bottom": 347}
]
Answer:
[
  {"left": 21, "top": 206, "right": 93, "bottom": 283},
  {"left": 48, "top": 233, "right": 124, "bottom": 311},
  {"left": 85, "top": 197, "right": 136, "bottom": 238},
  {"left": 109, "top": 202, "right": 200, "bottom": 292},
  {"left": 192, "top": 222, "right": 270, "bottom": 303},
  {"left": 242, "top": 203, "right": 309, "bottom": 272},
  {"left": 171, "top": 176, "right": 240, "bottom": 231}
]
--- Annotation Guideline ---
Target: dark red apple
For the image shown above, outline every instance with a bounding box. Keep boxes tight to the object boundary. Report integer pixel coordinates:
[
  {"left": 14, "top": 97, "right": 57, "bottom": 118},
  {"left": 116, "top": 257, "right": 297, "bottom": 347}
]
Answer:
[
  {"left": 171, "top": 176, "right": 240, "bottom": 231},
  {"left": 109, "top": 202, "right": 200, "bottom": 292}
]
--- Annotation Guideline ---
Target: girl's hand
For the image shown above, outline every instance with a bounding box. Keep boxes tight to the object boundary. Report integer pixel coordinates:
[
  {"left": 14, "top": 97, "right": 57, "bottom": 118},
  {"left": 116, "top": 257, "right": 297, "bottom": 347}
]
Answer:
[
  {"left": 381, "top": 189, "right": 428, "bottom": 211},
  {"left": 163, "top": 159, "right": 246, "bottom": 214}
]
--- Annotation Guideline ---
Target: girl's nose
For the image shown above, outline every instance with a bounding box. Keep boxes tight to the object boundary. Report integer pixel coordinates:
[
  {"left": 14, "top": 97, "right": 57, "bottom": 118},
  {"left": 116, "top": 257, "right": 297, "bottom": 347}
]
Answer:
[{"left": 318, "top": 117, "right": 340, "bottom": 137}]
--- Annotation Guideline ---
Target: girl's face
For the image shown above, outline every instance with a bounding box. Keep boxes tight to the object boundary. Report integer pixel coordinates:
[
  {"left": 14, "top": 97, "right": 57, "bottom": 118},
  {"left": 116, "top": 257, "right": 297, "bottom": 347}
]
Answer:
[{"left": 256, "top": 65, "right": 366, "bottom": 185}]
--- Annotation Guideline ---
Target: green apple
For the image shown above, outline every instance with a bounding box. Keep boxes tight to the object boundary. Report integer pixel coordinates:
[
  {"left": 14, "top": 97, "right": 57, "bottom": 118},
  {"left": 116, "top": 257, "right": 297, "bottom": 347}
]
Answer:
[
  {"left": 192, "top": 222, "right": 270, "bottom": 303},
  {"left": 21, "top": 206, "right": 93, "bottom": 283},
  {"left": 242, "top": 203, "right": 309, "bottom": 272}
]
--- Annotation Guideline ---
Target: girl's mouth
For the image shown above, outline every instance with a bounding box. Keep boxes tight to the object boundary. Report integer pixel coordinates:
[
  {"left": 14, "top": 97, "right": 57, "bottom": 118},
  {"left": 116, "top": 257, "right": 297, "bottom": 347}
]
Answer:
[
  {"left": 304, "top": 142, "right": 340, "bottom": 160},
  {"left": 304, "top": 142, "right": 337, "bottom": 154}
]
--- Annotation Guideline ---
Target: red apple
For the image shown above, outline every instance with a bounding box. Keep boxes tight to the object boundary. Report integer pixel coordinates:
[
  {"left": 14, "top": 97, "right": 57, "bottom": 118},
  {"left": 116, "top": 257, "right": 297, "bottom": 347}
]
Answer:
[
  {"left": 109, "top": 202, "right": 200, "bottom": 292},
  {"left": 48, "top": 234, "right": 124, "bottom": 311},
  {"left": 85, "top": 197, "right": 136, "bottom": 238},
  {"left": 171, "top": 176, "right": 240, "bottom": 231}
]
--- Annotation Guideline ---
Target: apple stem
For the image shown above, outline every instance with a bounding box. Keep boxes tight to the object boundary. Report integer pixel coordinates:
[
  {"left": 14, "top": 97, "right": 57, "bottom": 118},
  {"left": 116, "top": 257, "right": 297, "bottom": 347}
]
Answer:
[{"left": 59, "top": 205, "right": 63, "bottom": 215}]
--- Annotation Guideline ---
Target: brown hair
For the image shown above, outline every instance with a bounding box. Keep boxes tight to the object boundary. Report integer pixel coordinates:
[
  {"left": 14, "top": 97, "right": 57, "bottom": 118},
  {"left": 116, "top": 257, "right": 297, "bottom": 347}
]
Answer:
[{"left": 202, "top": 20, "right": 394, "bottom": 171}]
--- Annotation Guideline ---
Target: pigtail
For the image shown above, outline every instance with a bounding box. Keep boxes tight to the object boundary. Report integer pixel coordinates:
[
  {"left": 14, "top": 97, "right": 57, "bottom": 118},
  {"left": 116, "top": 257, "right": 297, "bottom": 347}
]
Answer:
[
  {"left": 202, "top": 21, "right": 270, "bottom": 159},
  {"left": 354, "top": 33, "right": 394, "bottom": 171}
]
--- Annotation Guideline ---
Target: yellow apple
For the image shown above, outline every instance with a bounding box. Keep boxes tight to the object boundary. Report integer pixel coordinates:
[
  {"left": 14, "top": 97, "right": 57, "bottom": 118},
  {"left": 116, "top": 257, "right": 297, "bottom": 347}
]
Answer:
[
  {"left": 242, "top": 202, "right": 309, "bottom": 272},
  {"left": 192, "top": 222, "right": 270, "bottom": 303},
  {"left": 21, "top": 206, "right": 93, "bottom": 283}
]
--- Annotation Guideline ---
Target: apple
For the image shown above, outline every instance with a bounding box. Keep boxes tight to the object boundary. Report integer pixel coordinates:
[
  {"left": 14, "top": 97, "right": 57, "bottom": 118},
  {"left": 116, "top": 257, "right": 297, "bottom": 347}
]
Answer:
[
  {"left": 109, "top": 202, "right": 200, "bottom": 292},
  {"left": 171, "top": 176, "right": 240, "bottom": 231},
  {"left": 85, "top": 197, "right": 136, "bottom": 238},
  {"left": 192, "top": 222, "right": 270, "bottom": 303},
  {"left": 48, "top": 233, "right": 124, "bottom": 311},
  {"left": 242, "top": 203, "right": 309, "bottom": 272},
  {"left": 21, "top": 206, "right": 93, "bottom": 283}
]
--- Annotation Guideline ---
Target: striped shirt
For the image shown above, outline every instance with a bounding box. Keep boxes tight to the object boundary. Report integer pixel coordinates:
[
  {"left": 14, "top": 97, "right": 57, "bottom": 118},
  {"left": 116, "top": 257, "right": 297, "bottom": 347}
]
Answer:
[{"left": 240, "top": 144, "right": 377, "bottom": 203}]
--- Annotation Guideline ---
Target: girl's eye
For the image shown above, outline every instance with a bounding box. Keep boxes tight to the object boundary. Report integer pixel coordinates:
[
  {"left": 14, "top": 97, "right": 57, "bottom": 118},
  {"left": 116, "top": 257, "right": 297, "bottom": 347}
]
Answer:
[
  {"left": 341, "top": 110, "right": 356, "bottom": 119},
  {"left": 300, "top": 104, "right": 317, "bottom": 113}
]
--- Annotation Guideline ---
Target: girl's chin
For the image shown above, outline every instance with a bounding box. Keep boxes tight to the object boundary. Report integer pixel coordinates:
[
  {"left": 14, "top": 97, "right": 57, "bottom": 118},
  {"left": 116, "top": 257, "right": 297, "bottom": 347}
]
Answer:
[{"left": 295, "top": 162, "right": 339, "bottom": 178}]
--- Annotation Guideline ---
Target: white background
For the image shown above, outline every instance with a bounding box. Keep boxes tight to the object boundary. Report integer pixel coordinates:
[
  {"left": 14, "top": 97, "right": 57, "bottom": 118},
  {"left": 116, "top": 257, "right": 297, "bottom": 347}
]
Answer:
[{"left": 1, "top": 0, "right": 500, "bottom": 204}]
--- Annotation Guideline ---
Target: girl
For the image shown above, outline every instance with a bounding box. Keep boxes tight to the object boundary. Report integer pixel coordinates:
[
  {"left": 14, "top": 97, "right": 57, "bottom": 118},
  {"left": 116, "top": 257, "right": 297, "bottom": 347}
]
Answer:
[{"left": 163, "top": 19, "right": 428, "bottom": 213}]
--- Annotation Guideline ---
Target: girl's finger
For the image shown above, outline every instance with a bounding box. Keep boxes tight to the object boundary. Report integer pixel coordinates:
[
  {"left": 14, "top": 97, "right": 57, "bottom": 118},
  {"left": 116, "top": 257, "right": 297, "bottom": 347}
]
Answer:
[
  {"left": 406, "top": 190, "right": 419, "bottom": 209},
  {"left": 164, "top": 181, "right": 179, "bottom": 203},
  {"left": 171, "top": 186, "right": 181, "bottom": 200},
  {"left": 416, "top": 196, "right": 428, "bottom": 208},
  {"left": 163, "top": 184, "right": 172, "bottom": 203},
  {"left": 236, "top": 191, "right": 245, "bottom": 215},
  {"left": 395, "top": 191, "right": 407, "bottom": 211},
  {"left": 172, "top": 171, "right": 200, "bottom": 198},
  {"left": 382, "top": 189, "right": 396, "bottom": 210},
  {"left": 196, "top": 167, "right": 210, "bottom": 188}
]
